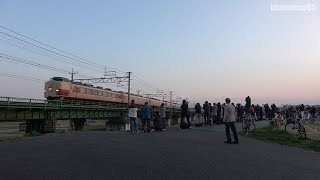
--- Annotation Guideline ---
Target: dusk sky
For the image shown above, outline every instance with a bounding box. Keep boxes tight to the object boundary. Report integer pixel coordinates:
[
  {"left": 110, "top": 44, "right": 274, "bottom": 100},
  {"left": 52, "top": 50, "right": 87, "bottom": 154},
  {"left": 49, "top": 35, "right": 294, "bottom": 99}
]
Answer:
[{"left": 0, "top": 0, "right": 319, "bottom": 105}]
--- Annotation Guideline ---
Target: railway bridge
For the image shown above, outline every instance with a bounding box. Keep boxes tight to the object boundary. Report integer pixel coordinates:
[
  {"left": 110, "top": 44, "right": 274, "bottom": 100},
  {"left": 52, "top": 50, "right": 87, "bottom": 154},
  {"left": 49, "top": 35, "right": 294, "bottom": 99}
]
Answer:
[{"left": 0, "top": 97, "right": 181, "bottom": 133}]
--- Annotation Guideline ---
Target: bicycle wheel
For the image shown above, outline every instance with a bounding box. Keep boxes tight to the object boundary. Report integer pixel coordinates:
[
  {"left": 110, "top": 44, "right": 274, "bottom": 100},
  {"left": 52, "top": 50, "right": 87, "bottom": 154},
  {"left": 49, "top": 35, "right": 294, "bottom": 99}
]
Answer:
[
  {"left": 309, "top": 116, "right": 315, "bottom": 123},
  {"left": 298, "top": 123, "right": 307, "bottom": 139},
  {"left": 242, "top": 120, "right": 245, "bottom": 129},
  {"left": 243, "top": 125, "right": 249, "bottom": 135},
  {"left": 285, "top": 123, "right": 297, "bottom": 135},
  {"left": 248, "top": 121, "right": 256, "bottom": 133}
]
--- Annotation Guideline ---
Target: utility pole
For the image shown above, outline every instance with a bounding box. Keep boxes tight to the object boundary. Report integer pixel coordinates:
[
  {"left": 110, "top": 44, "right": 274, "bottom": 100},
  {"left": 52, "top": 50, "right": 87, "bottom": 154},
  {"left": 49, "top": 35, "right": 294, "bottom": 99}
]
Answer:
[
  {"left": 69, "top": 68, "right": 78, "bottom": 82},
  {"left": 127, "top": 72, "right": 132, "bottom": 106},
  {"left": 169, "top": 91, "right": 173, "bottom": 120}
]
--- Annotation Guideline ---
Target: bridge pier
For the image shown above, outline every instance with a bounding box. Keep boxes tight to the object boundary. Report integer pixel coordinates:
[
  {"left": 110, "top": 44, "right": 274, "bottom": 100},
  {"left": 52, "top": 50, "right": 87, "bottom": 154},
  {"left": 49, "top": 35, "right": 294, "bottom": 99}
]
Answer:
[
  {"left": 25, "top": 111, "right": 56, "bottom": 133},
  {"left": 72, "top": 118, "right": 86, "bottom": 131},
  {"left": 105, "top": 117, "right": 126, "bottom": 131}
]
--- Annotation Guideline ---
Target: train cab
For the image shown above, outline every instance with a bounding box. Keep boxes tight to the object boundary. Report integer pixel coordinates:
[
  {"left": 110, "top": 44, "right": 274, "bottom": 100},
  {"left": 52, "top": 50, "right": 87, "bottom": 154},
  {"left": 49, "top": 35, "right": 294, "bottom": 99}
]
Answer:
[{"left": 44, "top": 77, "right": 72, "bottom": 99}]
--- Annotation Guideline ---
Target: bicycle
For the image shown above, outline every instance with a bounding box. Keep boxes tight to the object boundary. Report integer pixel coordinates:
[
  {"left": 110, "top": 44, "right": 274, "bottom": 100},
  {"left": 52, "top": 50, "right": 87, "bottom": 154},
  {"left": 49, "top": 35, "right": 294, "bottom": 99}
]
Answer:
[
  {"left": 307, "top": 114, "right": 315, "bottom": 123},
  {"left": 241, "top": 113, "right": 256, "bottom": 135},
  {"left": 285, "top": 116, "right": 306, "bottom": 139},
  {"left": 275, "top": 113, "right": 286, "bottom": 126}
]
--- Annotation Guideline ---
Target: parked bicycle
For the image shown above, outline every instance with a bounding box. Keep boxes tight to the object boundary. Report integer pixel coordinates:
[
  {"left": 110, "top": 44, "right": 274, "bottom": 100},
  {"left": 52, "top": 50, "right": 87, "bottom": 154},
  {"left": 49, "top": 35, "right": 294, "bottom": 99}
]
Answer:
[
  {"left": 307, "top": 114, "right": 315, "bottom": 123},
  {"left": 275, "top": 112, "right": 286, "bottom": 126},
  {"left": 241, "top": 113, "right": 256, "bottom": 135},
  {"left": 285, "top": 115, "right": 306, "bottom": 139}
]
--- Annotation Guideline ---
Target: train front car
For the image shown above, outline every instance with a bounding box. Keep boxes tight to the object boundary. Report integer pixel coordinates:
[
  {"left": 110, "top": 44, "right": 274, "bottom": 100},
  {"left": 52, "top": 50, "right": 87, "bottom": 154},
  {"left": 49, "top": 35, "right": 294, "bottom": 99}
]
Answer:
[{"left": 44, "top": 77, "right": 72, "bottom": 100}]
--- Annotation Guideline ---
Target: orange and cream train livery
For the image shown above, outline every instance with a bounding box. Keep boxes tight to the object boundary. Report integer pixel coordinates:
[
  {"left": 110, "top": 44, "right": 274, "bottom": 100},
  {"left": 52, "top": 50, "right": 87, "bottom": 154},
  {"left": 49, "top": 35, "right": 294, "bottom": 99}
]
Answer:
[{"left": 44, "top": 77, "right": 180, "bottom": 108}]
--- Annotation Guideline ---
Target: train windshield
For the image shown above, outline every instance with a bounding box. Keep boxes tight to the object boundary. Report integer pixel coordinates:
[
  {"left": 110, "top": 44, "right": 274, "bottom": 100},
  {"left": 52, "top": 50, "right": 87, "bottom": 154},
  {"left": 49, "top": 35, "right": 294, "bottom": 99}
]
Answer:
[{"left": 50, "top": 77, "right": 70, "bottom": 82}]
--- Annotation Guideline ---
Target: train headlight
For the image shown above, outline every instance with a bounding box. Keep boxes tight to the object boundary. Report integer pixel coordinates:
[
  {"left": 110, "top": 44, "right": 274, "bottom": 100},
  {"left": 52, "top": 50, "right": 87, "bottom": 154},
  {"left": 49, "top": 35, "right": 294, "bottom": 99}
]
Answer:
[
  {"left": 48, "top": 88, "right": 52, "bottom": 91},
  {"left": 56, "top": 89, "right": 60, "bottom": 92}
]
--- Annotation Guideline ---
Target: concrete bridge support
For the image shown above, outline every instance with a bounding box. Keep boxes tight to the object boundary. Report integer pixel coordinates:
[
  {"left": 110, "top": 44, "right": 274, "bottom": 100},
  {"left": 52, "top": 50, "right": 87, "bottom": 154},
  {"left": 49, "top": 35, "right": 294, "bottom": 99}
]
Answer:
[
  {"left": 72, "top": 118, "right": 87, "bottom": 131},
  {"left": 105, "top": 117, "right": 127, "bottom": 131},
  {"left": 25, "top": 111, "right": 56, "bottom": 133}
]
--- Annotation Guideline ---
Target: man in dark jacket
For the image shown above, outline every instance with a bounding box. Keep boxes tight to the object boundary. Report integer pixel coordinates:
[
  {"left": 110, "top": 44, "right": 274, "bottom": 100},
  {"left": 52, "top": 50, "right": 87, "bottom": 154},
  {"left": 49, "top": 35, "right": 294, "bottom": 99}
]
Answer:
[
  {"left": 194, "top": 103, "right": 202, "bottom": 125},
  {"left": 245, "top": 96, "right": 251, "bottom": 113},
  {"left": 180, "top": 100, "right": 190, "bottom": 128},
  {"left": 203, "top": 101, "right": 210, "bottom": 125}
]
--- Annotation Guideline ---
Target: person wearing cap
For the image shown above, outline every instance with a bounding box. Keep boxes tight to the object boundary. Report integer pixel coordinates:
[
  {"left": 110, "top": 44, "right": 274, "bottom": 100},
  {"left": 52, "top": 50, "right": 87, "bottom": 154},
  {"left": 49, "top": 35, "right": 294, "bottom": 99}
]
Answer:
[{"left": 224, "top": 98, "right": 239, "bottom": 144}]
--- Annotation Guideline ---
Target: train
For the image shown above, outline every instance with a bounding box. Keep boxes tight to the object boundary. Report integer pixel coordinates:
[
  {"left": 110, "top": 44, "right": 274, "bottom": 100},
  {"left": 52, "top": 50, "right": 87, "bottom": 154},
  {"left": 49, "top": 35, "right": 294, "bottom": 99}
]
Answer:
[{"left": 44, "top": 77, "right": 180, "bottom": 108}]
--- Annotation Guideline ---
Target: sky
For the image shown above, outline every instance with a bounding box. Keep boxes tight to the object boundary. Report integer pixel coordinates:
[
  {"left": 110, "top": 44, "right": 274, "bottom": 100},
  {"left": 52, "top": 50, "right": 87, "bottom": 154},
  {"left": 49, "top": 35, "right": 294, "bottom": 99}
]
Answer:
[{"left": 0, "top": 0, "right": 319, "bottom": 105}]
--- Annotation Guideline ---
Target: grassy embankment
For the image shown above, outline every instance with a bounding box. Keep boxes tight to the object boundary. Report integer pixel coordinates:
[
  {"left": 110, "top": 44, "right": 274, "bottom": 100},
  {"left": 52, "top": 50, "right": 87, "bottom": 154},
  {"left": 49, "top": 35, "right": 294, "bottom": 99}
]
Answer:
[{"left": 248, "top": 124, "right": 320, "bottom": 152}]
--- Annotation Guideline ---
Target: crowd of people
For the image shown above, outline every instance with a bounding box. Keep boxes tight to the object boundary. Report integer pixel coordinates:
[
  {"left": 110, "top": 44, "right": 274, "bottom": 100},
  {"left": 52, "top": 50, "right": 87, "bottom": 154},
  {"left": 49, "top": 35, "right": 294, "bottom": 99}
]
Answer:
[
  {"left": 180, "top": 97, "right": 240, "bottom": 144},
  {"left": 128, "top": 96, "right": 318, "bottom": 143},
  {"left": 128, "top": 100, "right": 167, "bottom": 134},
  {"left": 182, "top": 97, "right": 319, "bottom": 126}
]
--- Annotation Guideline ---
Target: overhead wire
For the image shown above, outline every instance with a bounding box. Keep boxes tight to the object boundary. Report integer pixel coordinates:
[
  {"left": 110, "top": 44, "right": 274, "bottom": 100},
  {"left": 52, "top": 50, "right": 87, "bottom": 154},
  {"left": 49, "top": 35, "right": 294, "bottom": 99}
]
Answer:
[
  {"left": 0, "top": 25, "right": 126, "bottom": 74},
  {"left": 0, "top": 36, "right": 100, "bottom": 78},
  {"left": 0, "top": 73, "right": 46, "bottom": 83},
  {"left": 0, "top": 53, "right": 70, "bottom": 74},
  {"left": 0, "top": 25, "right": 176, "bottom": 98}
]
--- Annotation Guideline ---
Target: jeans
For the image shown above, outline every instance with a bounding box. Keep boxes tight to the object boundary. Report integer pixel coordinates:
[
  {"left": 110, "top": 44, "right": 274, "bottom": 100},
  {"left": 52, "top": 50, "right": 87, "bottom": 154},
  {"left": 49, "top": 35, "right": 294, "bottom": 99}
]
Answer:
[
  {"left": 129, "top": 117, "right": 138, "bottom": 133},
  {"left": 225, "top": 122, "right": 239, "bottom": 143},
  {"left": 204, "top": 113, "right": 209, "bottom": 125},
  {"left": 194, "top": 113, "right": 202, "bottom": 124},
  {"left": 300, "top": 111, "right": 305, "bottom": 120},
  {"left": 161, "top": 117, "right": 166, "bottom": 129}
]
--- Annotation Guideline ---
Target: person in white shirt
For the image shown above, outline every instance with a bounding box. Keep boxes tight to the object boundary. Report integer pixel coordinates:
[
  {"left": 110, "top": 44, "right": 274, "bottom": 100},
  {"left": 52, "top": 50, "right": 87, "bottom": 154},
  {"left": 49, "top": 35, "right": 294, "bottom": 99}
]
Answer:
[
  {"left": 159, "top": 103, "right": 166, "bottom": 130},
  {"left": 128, "top": 100, "right": 138, "bottom": 133}
]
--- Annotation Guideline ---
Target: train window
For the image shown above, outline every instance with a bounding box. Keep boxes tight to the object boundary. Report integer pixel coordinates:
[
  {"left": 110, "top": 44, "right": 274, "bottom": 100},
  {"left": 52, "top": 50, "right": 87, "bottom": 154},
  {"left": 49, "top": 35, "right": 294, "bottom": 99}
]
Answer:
[
  {"left": 88, "top": 89, "right": 93, "bottom": 94},
  {"left": 50, "top": 77, "right": 63, "bottom": 81},
  {"left": 80, "top": 88, "right": 85, "bottom": 94},
  {"left": 98, "top": 91, "right": 103, "bottom": 96}
]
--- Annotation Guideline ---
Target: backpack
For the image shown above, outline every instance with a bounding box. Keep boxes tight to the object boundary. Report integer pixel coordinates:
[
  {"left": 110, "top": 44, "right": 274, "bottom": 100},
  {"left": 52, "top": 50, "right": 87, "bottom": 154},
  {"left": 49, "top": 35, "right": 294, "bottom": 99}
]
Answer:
[{"left": 249, "top": 107, "right": 255, "bottom": 113}]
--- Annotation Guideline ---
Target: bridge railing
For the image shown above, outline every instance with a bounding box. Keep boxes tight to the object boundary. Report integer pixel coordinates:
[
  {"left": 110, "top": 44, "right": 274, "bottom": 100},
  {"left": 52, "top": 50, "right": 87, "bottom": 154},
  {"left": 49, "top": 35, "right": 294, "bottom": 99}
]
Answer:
[{"left": 0, "top": 96, "right": 127, "bottom": 110}]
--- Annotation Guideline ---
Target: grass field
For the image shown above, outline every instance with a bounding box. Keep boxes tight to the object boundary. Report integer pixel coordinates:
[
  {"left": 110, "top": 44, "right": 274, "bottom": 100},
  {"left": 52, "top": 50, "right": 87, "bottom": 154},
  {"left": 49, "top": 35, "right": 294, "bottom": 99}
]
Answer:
[{"left": 249, "top": 125, "right": 320, "bottom": 152}]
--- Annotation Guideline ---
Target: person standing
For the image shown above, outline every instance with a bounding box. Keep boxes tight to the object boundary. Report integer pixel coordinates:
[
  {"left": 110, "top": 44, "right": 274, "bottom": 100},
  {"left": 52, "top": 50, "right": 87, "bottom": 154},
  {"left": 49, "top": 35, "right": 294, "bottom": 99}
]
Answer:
[
  {"left": 180, "top": 100, "right": 190, "bottom": 128},
  {"left": 203, "top": 101, "right": 210, "bottom": 125},
  {"left": 217, "top": 102, "right": 222, "bottom": 124},
  {"left": 194, "top": 103, "right": 202, "bottom": 125},
  {"left": 212, "top": 103, "right": 218, "bottom": 124},
  {"left": 159, "top": 103, "right": 166, "bottom": 130},
  {"left": 128, "top": 100, "right": 138, "bottom": 134},
  {"left": 142, "top": 102, "right": 151, "bottom": 133},
  {"left": 223, "top": 98, "right": 239, "bottom": 144},
  {"left": 221, "top": 103, "right": 226, "bottom": 122},
  {"left": 245, "top": 96, "right": 251, "bottom": 113},
  {"left": 300, "top": 104, "right": 305, "bottom": 120},
  {"left": 236, "top": 104, "right": 242, "bottom": 122},
  {"left": 209, "top": 103, "right": 213, "bottom": 125}
]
